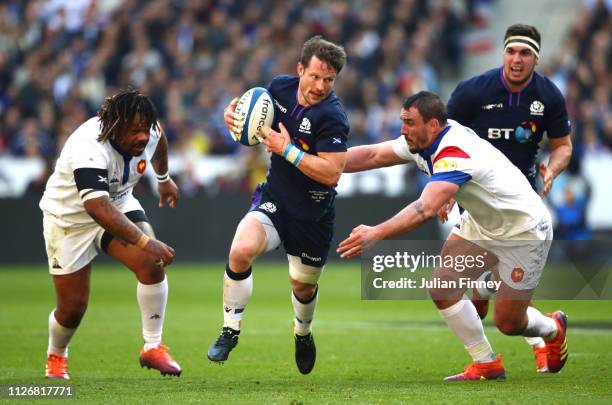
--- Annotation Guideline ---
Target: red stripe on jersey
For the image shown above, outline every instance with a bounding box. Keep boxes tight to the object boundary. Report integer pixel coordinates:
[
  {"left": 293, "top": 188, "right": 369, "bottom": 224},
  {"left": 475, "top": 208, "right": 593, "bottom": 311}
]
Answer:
[{"left": 433, "top": 146, "right": 470, "bottom": 164}]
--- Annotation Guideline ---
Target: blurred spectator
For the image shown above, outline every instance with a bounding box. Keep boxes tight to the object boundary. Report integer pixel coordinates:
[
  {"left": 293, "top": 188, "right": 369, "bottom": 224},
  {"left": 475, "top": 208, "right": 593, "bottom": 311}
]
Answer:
[
  {"left": 549, "top": 157, "right": 592, "bottom": 240},
  {"left": 1, "top": 0, "right": 469, "bottom": 193}
]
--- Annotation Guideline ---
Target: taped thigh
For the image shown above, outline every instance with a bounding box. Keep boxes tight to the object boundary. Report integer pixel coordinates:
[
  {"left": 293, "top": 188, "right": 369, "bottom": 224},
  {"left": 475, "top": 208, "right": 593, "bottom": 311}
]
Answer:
[
  {"left": 244, "top": 210, "right": 281, "bottom": 252},
  {"left": 287, "top": 254, "right": 323, "bottom": 285}
]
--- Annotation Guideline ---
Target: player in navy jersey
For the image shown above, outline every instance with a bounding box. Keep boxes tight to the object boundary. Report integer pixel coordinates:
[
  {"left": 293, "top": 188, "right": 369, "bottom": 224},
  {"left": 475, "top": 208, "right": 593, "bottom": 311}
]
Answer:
[
  {"left": 207, "top": 36, "right": 349, "bottom": 375},
  {"left": 445, "top": 24, "right": 572, "bottom": 372},
  {"left": 447, "top": 24, "right": 571, "bottom": 192}
]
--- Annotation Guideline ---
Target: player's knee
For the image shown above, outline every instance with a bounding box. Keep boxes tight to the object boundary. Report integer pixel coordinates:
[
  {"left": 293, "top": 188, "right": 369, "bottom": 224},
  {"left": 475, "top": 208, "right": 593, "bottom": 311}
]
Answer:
[
  {"left": 428, "top": 269, "right": 462, "bottom": 302},
  {"left": 229, "top": 241, "right": 259, "bottom": 270},
  {"left": 495, "top": 317, "right": 524, "bottom": 336},
  {"left": 57, "top": 298, "right": 88, "bottom": 328},
  {"left": 291, "top": 279, "right": 316, "bottom": 301},
  {"left": 137, "top": 265, "right": 165, "bottom": 284}
]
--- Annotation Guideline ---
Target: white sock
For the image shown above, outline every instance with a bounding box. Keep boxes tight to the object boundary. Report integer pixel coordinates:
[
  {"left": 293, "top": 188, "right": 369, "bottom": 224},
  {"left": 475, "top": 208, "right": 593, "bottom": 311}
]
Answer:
[
  {"left": 525, "top": 337, "right": 546, "bottom": 348},
  {"left": 223, "top": 265, "right": 253, "bottom": 331},
  {"left": 47, "top": 310, "right": 76, "bottom": 357},
  {"left": 137, "top": 276, "right": 168, "bottom": 351},
  {"left": 438, "top": 299, "right": 496, "bottom": 363},
  {"left": 292, "top": 287, "right": 318, "bottom": 336},
  {"left": 474, "top": 271, "right": 497, "bottom": 299},
  {"left": 523, "top": 306, "right": 558, "bottom": 340}
]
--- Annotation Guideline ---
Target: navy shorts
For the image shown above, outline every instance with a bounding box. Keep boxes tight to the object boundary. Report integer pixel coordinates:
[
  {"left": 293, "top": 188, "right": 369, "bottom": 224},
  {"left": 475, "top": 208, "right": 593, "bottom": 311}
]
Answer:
[{"left": 249, "top": 184, "right": 334, "bottom": 267}]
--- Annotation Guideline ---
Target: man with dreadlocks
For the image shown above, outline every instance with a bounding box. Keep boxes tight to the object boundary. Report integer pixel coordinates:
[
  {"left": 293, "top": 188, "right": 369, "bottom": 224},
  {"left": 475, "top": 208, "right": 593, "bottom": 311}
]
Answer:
[{"left": 39, "top": 89, "right": 182, "bottom": 379}]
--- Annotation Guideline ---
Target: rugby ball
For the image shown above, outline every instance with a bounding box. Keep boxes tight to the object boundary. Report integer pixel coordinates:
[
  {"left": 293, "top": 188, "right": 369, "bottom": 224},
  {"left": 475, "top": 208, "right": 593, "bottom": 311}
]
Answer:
[{"left": 233, "top": 87, "right": 274, "bottom": 146}]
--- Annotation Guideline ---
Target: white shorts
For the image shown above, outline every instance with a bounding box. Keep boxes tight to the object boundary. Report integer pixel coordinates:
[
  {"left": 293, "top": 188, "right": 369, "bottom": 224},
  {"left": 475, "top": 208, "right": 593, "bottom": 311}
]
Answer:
[
  {"left": 42, "top": 195, "right": 147, "bottom": 275},
  {"left": 452, "top": 212, "right": 553, "bottom": 290},
  {"left": 43, "top": 213, "right": 105, "bottom": 275}
]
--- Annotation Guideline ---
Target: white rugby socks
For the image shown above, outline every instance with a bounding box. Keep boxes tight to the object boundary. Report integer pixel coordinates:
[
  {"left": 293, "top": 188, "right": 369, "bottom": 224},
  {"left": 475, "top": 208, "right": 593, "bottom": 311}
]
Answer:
[
  {"left": 223, "top": 265, "right": 253, "bottom": 331},
  {"left": 137, "top": 276, "right": 168, "bottom": 351},
  {"left": 47, "top": 310, "right": 76, "bottom": 357},
  {"left": 438, "top": 299, "right": 496, "bottom": 363},
  {"left": 523, "top": 306, "right": 558, "bottom": 340},
  {"left": 292, "top": 287, "right": 318, "bottom": 336}
]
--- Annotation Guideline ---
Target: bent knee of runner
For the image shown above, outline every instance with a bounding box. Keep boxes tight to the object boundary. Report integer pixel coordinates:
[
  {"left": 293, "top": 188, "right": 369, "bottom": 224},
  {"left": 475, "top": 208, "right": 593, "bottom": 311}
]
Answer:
[
  {"left": 56, "top": 297, "right": 88, "bottom": 328},
  {"left": 494, "top": 315, "right": 527, "bottom": 336},
  {"left": 228, "top": 241, "right": 260, "bottom": 272},
  {"left": 290, "top": 278, "right": 317, "bottom": 301},
  {"left": 428, "top": 267, "right": 464, "bottom": 302}
]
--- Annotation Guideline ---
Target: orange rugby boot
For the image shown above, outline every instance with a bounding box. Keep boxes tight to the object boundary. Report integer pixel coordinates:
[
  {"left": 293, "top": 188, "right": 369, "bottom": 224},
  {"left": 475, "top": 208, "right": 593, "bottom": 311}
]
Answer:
[
  {"left": 545, "top": 310, "right": 568, "bottom": 373},
  {"left": 444, "top": 355, "right": 506, "bottom": 381},
  {"left": 533, "top": 346, "right": 548, "bottom": 373},
  {"left": 139, "top": 344, "right": 182, "bottom": 376},
  {"left": 46, "top": 354, "right": 70, "bottom": 380}
]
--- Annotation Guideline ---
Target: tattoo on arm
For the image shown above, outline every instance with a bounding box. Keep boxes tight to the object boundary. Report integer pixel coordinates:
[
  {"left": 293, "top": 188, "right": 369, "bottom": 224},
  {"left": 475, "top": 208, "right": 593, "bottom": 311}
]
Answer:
[
  {"left": 91, "top": 198, "right": 142, "bottom": 245},
  {"left": 412, "top": 201, "right": 427, "bottom": 219}
]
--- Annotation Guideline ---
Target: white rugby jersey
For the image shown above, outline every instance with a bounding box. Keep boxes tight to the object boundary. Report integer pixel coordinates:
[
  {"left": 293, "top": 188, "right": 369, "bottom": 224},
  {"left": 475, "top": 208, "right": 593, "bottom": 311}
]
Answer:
[
  {"left": 391, "top": 119, "right": 549, "bottom": 238},
  {"left": 40, "top": 117, "right": 162, "bottom": 227}
]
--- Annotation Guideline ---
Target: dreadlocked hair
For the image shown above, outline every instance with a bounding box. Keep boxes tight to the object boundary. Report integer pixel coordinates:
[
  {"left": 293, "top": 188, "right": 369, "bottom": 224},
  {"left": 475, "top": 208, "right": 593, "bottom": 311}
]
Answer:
[{"left": 97, "top": 88, "right": 158, "bottom": 142}]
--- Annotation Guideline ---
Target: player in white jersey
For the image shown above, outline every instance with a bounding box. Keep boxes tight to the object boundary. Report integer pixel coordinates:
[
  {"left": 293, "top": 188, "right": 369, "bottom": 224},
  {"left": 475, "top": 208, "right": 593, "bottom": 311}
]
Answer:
[
  {"left": 337, "top": 91, "right": 568, "bottom": 380},
  {"left": 39, "top": 89, "right": 182, "bottom": 379}
]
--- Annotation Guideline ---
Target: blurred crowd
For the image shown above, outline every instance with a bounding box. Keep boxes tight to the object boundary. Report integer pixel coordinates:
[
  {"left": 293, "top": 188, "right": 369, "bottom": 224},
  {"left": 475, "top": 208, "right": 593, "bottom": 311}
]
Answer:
[
  {"left": 0, "top": 0, "right": 465, "bottom": 193},
  {"left": 0, "top": 0, "right": 609, "bottom": 200},
  {"left": 541, "top": 0, "right": 611, "bottom": 160}
]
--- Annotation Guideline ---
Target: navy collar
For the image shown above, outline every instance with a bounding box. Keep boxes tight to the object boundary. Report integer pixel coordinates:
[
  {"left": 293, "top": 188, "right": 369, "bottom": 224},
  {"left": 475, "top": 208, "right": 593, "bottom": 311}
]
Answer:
[
  {"left": 109, "top": 137, "right": 133, "bottom": 160},
  {"left": 418, "top": 124, "right": 451, "bottom": 162}
]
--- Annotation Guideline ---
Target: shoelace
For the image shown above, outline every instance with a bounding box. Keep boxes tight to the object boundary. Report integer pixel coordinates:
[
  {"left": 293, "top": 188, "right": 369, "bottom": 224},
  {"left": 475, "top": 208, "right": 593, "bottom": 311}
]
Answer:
[
  {"left": 216, "top": 331, "right": 237, "bottom": 344},
  {"left": 48, "top": 356, "right": 67, "bottom": 372}
]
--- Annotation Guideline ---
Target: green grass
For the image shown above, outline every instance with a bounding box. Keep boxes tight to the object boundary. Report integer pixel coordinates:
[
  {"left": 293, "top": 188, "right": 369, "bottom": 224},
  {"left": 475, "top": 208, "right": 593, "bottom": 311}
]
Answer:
[{"left": 1, "top": 263, "right": 611, "bottom": 404}]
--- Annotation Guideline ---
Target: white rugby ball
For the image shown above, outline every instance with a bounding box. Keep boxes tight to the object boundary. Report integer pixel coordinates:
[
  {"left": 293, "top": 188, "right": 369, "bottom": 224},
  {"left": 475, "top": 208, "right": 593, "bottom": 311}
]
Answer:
[{"left": 233, "top": 87, "right": 274, "bottom": 146}]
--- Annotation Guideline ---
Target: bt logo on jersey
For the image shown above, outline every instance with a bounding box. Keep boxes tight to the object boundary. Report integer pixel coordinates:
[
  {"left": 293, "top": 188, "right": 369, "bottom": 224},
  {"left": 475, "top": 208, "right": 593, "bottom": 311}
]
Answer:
[
  {"left": 488, "top": 121, "right": 537, "bottom": 143},
  {"left": 488, "top": 128, "right": 514, "bottom": 139}
]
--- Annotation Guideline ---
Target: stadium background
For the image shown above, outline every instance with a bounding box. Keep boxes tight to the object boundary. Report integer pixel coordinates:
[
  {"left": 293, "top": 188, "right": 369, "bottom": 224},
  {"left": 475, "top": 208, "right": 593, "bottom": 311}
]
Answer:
[
  {"left": 1, "top": 1, "right": 611, "bottom": 403},
  {"left": 0, "top": 0, "right": 610, "bottom": 260}
]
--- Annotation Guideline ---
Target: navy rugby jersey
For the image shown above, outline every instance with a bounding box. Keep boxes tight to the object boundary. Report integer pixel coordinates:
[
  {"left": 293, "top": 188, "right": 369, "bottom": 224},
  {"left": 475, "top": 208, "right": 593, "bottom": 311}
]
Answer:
[
  {"left": 264, "top": 75, "right": 349, "bottom": 221},
  {"left": 447, "top": 67, "right": 570, "bottom": 188}
]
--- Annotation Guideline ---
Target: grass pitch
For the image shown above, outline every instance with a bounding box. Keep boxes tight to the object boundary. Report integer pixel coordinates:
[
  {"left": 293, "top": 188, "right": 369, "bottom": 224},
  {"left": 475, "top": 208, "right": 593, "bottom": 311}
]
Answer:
[{"left": 1, "top": 262, "right": 611, "bottom": 404}]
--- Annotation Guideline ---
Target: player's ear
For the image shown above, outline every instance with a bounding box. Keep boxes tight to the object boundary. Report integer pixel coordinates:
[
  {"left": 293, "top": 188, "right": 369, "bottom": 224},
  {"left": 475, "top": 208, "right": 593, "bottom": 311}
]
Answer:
[
  {"left": 427, "top": 118, "right": 440, "bottom": 132},
  {"left": 297, "top": 63, "right": 305, "bottom": 76}
]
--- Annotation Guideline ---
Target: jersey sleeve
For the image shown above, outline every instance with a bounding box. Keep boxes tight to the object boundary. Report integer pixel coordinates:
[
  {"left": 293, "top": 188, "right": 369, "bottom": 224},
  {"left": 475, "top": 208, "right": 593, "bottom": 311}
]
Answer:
[
  {"left": 68, "top": 136, "right": 110, "bottom": 202},
  {"left": 447, "top": 81, "right": 475, "bottom": 126},
  {"left": 429, "top": 145, "right": 473, "bottom": 186},
  {"left": 145, "top": 121, "right": 163, "bottom": 158},
  {"left": 390, "top": 135, "right": 415, "bottom": 162},
  {"left": 544, "top": 85, "right": 571, "bottom": 139},
  {"left": 315, "top": 109, "right": 349, "bottom": 153}
]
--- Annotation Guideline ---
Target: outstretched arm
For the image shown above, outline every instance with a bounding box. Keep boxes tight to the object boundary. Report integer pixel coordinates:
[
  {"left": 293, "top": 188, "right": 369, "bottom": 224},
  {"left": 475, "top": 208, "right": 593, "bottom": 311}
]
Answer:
[
  {"left": 337, "top": 181, "right": 459, "bottom": 258},
  {"left": 344, "top": 141, "right": 406, "bottom": 173}
]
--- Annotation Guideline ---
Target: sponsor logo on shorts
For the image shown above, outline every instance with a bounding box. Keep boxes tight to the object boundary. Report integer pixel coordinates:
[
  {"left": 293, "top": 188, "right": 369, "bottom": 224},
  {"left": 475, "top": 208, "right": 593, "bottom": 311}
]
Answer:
[
  {"left": 511, "top": 267, "right": 525, "bottom": 283},
  {"left": 258, "top": 202, "right": 277, "bottom": 213},
  {"left": 301, "top": 252, "right": 322, "bottom": 262}
]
